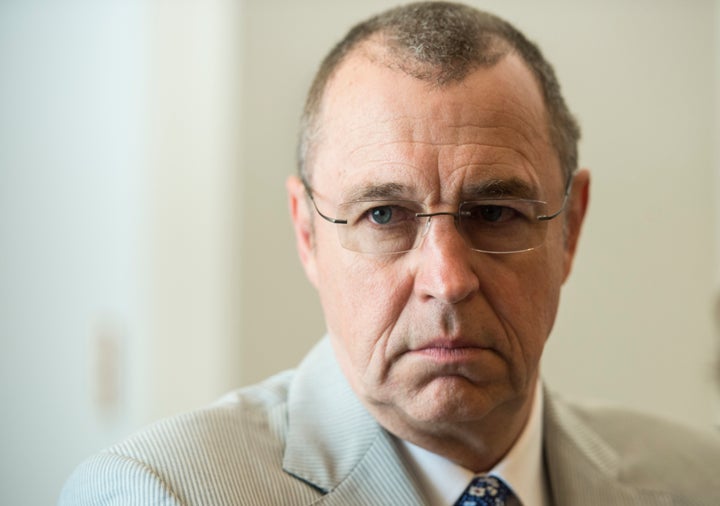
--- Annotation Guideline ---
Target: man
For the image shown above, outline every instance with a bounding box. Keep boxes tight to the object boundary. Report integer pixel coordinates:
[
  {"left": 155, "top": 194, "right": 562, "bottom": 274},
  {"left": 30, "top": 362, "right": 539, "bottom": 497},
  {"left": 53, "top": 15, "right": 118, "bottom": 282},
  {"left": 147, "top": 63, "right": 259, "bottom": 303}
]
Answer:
[{"left": 60, "top": 2, "right": 720, "bottom": 505}]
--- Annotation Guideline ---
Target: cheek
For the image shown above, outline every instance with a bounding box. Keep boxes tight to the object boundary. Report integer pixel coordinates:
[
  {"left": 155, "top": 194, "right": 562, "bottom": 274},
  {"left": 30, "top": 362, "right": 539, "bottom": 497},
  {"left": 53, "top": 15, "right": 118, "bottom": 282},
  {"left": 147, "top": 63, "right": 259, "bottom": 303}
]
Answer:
[
  {"left": 486, "top": 250, "right": 564, "bottom": 354},
  {"left": 315, "top": 248, "right": 413, "bottom": 348},
  {"left": 318, "top": 254, "right": 417, "bottom": 396}
]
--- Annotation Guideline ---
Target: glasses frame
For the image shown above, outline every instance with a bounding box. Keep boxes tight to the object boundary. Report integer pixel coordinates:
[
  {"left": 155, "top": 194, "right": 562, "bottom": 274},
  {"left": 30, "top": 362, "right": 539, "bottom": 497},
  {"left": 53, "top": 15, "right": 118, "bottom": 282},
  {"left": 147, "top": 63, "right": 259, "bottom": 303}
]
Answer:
[{"left": 301, "top": 175, "right": 574, "bottom": 254}]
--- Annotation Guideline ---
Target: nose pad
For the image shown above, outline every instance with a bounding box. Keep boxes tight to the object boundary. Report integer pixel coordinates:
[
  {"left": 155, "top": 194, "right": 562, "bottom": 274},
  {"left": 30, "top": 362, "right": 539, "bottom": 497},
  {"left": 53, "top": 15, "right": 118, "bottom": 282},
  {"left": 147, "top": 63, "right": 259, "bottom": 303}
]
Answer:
[{"left": 417, "top": 212, "right": 466, "bottom": 250}]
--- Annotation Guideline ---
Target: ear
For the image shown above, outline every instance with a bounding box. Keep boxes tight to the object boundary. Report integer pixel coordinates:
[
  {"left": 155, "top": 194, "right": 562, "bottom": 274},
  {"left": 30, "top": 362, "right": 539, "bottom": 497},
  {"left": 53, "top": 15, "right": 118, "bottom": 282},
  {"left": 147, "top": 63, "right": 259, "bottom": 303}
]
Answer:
[
  {"left": 562, "top": 169, "right": 590, "bottom": 282},
  {"left": 287, "top": 175, "right": 319, "bottom": 288}
]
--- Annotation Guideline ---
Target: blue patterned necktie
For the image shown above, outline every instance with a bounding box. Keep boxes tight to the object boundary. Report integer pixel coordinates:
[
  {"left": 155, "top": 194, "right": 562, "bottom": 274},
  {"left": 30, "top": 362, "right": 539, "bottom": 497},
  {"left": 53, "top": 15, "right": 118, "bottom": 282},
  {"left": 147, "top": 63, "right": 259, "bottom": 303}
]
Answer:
[{"left": 453, "top": 475, "right": 513, "bottom": 506}]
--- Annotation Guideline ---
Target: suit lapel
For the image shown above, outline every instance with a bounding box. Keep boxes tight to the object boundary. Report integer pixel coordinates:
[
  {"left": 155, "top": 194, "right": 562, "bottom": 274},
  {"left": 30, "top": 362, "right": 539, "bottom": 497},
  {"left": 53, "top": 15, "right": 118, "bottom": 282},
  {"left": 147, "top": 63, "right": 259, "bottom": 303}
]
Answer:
[
  {"left": 283, "top": 337, "right": 426, "bottom": 505},
  {"left": 313, "top": 429, "right": 428, "bottom": 506},
  {"left": 543, "top": 390, "right": 674, "bottom": 506}
]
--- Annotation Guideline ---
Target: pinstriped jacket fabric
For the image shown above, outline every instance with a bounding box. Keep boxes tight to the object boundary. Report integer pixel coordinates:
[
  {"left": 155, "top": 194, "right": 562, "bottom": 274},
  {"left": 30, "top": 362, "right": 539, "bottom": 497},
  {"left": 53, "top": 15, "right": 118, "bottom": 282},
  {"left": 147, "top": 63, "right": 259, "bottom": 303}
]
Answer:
[{"left": 59, "top": 337, "right": 720, "bottom": 505}]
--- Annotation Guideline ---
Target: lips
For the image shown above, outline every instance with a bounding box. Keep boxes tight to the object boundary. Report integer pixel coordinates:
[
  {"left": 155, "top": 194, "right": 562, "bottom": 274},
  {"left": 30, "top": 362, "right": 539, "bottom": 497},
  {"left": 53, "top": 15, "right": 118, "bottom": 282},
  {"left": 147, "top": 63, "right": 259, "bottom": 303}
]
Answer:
[{"left": 411, "top": 337, "right": 487, "bottom": 352}]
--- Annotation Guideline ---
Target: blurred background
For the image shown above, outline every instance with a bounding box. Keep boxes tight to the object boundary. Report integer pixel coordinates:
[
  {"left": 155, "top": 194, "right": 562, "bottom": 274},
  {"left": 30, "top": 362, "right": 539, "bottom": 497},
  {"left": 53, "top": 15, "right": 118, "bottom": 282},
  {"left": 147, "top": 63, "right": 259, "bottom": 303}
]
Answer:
[{"left": 1, "top": 0, "right": 719, "bottom": 504}]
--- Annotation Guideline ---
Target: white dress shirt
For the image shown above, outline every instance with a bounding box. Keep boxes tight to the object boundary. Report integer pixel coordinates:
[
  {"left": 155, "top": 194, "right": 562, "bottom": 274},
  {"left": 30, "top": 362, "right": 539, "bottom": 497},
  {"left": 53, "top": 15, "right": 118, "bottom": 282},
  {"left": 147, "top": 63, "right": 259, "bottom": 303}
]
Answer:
[{"left": 399, "top": 382, "right": 548, "bottom": 506}]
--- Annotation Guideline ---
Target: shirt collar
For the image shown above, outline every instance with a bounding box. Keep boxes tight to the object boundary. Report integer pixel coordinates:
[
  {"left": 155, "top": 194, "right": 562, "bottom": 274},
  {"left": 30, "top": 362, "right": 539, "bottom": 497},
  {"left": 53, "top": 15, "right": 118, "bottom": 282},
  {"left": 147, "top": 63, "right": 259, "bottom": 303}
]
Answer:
[{"left": 399, "top": 382, "right": 547, "bottom": 506}]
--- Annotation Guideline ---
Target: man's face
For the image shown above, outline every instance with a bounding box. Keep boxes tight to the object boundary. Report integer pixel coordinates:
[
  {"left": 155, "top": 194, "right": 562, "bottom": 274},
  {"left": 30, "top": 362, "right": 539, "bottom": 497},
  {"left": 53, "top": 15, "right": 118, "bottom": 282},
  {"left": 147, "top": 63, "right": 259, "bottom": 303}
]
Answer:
[{"left": 289, "top": 52, "right": 588, "bottom": 434}]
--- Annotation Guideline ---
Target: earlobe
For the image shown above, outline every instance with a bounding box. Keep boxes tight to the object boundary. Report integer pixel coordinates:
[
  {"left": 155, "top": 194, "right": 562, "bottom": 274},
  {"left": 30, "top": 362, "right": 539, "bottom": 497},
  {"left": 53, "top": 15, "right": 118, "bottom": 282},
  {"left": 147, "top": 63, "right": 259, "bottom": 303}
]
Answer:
[
  {"left": 562, "top": 169, "right": 591, "bottom": 281},
  {"left": 287, "top": 175, "right": 319, "bottom": 288}
]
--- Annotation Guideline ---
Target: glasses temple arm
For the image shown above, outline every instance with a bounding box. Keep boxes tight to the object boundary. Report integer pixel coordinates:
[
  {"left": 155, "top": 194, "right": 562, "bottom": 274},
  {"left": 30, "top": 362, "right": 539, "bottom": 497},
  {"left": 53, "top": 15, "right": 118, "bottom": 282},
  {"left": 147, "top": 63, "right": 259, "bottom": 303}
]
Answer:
[
  {"left": 537, "top": 173, "right": 575, "bottom": 221},
  {"left": 301, "top": 177, "right": 349, "bottom": 225}
]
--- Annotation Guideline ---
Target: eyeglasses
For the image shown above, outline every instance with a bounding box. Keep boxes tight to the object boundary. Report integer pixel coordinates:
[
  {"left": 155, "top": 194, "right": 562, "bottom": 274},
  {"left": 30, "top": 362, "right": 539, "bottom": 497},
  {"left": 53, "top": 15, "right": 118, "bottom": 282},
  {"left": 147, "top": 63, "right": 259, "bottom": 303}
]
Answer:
[{"left": 302, "top": 177, "right": 572, "bottom": 255}]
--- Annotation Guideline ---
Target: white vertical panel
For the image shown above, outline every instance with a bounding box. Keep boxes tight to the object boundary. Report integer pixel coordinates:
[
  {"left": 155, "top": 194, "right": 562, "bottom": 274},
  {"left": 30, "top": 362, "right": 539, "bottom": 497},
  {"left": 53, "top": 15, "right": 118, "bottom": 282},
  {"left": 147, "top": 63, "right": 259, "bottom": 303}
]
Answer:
[
  {"left": 0, "top": 1, "right": 147, "bottom": 504},
  {"left": 0, "top": 1, "right": 245, "bottom": 502}
]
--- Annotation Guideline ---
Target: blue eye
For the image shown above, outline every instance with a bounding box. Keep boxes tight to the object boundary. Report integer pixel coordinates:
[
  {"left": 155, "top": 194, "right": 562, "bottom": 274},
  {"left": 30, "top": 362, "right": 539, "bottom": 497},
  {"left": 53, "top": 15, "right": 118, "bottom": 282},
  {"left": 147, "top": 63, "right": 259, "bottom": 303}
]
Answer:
[{"left": 369, "top": 206, "right": 393, "bottom": 225}]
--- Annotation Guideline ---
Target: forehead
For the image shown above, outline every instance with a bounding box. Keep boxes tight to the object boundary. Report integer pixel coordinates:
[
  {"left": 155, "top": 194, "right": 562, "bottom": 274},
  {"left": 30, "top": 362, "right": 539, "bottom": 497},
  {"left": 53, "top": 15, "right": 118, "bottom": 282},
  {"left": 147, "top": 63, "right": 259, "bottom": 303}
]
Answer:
[{"left": 311, "top": 51, "right": 561, "bottom": 201}]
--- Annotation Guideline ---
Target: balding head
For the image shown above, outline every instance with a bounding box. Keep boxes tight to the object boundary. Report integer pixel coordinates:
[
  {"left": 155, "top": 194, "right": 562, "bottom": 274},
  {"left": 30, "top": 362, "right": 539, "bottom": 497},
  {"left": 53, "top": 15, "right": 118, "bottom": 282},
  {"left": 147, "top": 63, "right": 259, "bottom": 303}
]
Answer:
[{"left": 298, "top": 1, "right": 580, "bottom": 185}]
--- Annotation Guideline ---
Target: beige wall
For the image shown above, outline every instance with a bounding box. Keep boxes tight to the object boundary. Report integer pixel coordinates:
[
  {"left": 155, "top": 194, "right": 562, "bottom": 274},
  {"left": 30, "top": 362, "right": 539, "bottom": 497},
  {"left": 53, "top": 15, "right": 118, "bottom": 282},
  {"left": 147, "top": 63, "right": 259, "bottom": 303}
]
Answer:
[
  {"left": 145, "top": 0, "right": 245, "bottom": 424},
  {"left": 534, "top": 0, "right": 719, "bottom": 429},
  {"left": 239, "top": 0, "right": 720, "bottom": 431}
]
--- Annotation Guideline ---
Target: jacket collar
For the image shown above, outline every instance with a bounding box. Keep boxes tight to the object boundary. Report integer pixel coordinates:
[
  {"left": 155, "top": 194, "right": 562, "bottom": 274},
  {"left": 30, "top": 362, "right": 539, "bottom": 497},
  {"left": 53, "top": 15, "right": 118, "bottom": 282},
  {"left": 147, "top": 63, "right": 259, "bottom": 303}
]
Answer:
[
  {"left": 282, "top": 337, "right": 426, "bottom": 504},
  {"left": 543, "top": 389, "right": 675, "bottom": 505}
]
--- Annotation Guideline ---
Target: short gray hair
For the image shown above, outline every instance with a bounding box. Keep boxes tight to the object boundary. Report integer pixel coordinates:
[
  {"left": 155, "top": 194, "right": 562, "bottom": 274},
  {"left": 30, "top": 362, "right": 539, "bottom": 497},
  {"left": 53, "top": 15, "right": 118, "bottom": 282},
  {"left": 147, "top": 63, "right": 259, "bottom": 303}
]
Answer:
[{"left": 298, "top": 1, "right": 580, "bottom": 185}]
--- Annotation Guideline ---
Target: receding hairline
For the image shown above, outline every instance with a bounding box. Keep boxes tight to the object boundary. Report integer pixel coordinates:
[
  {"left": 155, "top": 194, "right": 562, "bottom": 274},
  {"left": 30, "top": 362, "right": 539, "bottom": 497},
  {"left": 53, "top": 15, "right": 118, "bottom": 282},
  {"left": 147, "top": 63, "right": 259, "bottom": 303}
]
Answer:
[
  {"left": 298, "top": 2, "right": 580, "bottom": 186},
  {"left": 363, "top": 29, "right": 511, "bottom": 84},
  {"left": 301, "top": 33, "right": 513, "bottom": 176}
]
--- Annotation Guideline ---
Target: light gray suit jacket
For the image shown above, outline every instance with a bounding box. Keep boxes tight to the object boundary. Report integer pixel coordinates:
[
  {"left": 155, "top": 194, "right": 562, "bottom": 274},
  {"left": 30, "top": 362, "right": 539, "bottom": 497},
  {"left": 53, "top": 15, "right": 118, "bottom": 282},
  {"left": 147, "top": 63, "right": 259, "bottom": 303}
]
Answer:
[{"left": 60, "top": 338, "right": 720, "bottom": 505}]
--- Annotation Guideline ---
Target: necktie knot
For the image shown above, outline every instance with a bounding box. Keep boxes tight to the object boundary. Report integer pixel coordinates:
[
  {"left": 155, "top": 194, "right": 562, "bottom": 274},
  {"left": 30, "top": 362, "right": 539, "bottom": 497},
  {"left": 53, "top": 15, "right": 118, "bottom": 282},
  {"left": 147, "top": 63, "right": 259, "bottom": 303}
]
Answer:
[{"left": 453, "top": 475, "right": 512, "bottom": 506}]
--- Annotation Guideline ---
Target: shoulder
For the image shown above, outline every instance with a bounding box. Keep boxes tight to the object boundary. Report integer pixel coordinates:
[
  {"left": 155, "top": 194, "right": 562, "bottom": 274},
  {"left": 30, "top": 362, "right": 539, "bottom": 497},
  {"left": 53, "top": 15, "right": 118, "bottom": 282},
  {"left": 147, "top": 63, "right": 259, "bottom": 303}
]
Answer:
[
  {"left": 60, "top": 370, "right": 321, "bottom": 505},
  {"left": 568, "top": 399, "right": 720, "bottom": 466},
  {"left": 547, "top": 392, "right": 720, "bottom": 504},
  {"left": 140, "top": 368, "right": 295, "bottom": 447},
  {"left": 113, "top": 369, "right": 294, "bottom": 464}
]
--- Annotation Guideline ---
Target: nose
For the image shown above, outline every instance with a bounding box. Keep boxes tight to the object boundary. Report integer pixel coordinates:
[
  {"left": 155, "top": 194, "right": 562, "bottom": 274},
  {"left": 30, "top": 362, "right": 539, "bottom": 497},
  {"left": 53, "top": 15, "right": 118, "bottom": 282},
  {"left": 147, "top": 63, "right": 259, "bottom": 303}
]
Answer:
[{"left": 414, "top": 214, "right": 480, "bottom": 304}]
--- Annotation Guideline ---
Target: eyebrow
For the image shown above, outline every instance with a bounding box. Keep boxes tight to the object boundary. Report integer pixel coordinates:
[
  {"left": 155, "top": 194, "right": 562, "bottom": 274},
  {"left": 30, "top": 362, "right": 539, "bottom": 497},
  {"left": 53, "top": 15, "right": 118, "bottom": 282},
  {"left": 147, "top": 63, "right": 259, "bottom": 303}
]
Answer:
[
  {"left": 463, "top": 178, "right": 539, "bottom": 200},
  {"left": 340, "top": 177, "right": 539, "bottom": 203},
  {"left": 343, "top": 182, "right": 411, "bottom": 202}
]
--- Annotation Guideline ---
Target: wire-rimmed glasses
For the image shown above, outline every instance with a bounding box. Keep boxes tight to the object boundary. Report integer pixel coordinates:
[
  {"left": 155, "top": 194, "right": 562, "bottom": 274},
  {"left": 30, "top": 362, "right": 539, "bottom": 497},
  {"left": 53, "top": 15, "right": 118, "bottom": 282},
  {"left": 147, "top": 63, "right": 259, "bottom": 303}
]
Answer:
[{"left": 302, "top": 177, "right": 572, "bottom": 255}]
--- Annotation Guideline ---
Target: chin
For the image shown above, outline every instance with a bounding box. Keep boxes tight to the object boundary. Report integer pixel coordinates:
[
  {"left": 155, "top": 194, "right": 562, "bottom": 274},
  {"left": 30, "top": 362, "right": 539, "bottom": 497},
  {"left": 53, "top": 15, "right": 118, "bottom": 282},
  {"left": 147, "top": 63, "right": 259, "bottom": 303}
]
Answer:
[{"left": 399, "top": 376, "right": 509, "bottom": 425}]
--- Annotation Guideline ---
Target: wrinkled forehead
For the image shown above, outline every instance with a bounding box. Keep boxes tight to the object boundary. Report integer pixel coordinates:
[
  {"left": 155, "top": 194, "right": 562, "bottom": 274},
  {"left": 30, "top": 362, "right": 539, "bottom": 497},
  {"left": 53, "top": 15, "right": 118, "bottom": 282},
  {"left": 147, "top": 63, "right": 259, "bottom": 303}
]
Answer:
[{"left": 311, "top": 51, "right": 562, "bottom": 203}]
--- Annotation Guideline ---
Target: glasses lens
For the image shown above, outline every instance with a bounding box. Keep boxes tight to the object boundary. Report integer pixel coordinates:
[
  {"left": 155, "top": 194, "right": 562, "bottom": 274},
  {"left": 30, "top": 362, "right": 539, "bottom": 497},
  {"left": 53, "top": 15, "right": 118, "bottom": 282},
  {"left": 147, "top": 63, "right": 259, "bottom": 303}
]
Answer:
[
  {"left": 336, "top": 200, "right": 422, "bottom": 254},
  {"left": 459, "top": 200, "right": 548, "bottom": 253}
]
